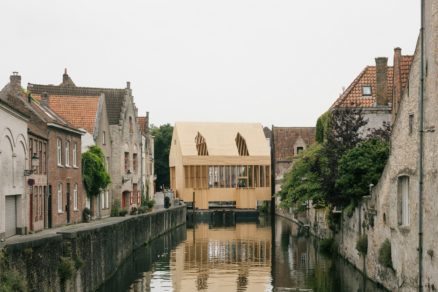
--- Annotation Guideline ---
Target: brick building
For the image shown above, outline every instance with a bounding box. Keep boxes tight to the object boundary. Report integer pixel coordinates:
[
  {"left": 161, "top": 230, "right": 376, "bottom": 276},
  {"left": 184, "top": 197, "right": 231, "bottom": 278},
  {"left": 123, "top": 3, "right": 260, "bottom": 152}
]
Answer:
[
  {"left": 29, "top": 70, "right": 113, "bottom": 218},
  {"left": 272, "top": 127, "right": 316, "bottom": 196},
  {"left": 2, "top": 73, "right": 85, "bottom": 230},
  {"left": 28, "top": 71, "right": 143, "bottom": 212},
  {"left": 137, "top": 113, "right": 155, "bottom": 200}
]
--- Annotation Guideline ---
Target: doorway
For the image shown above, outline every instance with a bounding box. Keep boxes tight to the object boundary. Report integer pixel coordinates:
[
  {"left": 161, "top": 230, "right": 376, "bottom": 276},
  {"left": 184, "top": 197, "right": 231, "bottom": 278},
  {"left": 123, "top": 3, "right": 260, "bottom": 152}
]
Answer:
[{"left": 5, "top": 195, "right": 17, "bottom": 238}]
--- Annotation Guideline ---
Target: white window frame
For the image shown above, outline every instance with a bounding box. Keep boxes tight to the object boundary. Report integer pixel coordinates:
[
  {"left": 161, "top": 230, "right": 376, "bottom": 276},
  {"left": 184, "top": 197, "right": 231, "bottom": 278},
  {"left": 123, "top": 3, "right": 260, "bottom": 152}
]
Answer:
[
  {"left": 74, "top": 184, "right": 78, "bottom": 211},
  {"left": 105, "top": 190, "right": 109, "bottom": 209},
  {"left": 57, "top": 183, "right": 63, "bottom": 213},
  {"left": 65, "top": 141, "right": 70, "bottom": 166},
  {"left": 100, "top": 192, "right": 105, "bottom": 209},
  {"left": 73, "top": 143, "right": 77, "bottom": 167},
  {"left": 57, "top": 139, "right": 62, "bottom": 166}
]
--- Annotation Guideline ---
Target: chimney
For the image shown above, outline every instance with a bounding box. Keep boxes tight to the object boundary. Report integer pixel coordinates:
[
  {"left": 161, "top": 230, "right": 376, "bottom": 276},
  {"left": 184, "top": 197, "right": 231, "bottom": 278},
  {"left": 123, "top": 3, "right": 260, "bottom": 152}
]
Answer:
[
  {"left": 62, "top": 68, "right": 69, "bottom": 84},
  {"left": 10, "top": 72, "right": 21, "bottom": 88},
  {"left": 375, "top": 57, "right": 388, "bottom": 106},
  {"left": 145, "top": 112, "right": 150, "bottom": 129},
  {"left": 41, "top": 92, "right": 49, "bottom": 107},
  {"left": 126, "top": 81, "right": 131, "bottom": 89}
]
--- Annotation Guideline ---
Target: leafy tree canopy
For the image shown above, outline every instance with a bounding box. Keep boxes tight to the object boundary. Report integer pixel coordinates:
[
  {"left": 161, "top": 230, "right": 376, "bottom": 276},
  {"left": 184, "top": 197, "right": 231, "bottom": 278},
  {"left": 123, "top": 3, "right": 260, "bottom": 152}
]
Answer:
[
  {"left": 82, "top": 146, "right": 111, "bottom": 198},
  {"left": 151, "top": 124, "right": 173, "bottom": 189},
  {"left": 336, "top": 139, "right": 389, "bottom": 206},
  {"left": 279, "top": 144, "right": 327, "bottom": 208}
]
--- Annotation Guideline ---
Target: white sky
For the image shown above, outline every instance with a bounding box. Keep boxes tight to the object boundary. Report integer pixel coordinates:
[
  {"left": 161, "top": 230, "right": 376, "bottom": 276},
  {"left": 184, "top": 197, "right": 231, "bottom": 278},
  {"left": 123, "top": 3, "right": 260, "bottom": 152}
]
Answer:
[{"left": 0, "top": 0, "right": 420, "bottom": 127}]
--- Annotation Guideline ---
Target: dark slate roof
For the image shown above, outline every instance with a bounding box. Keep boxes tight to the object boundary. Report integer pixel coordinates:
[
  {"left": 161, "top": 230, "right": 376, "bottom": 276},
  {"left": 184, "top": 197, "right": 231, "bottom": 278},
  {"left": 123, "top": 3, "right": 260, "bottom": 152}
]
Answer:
[{"left": 28, "top": 79, "right": 127, "bottom": 125}]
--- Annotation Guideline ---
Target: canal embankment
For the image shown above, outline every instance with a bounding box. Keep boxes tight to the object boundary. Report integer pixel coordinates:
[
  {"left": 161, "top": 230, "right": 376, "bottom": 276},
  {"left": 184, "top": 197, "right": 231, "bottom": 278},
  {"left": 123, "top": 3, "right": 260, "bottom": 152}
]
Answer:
[{"left": 0, "top": 205, "right": 186, "bottom": 292}]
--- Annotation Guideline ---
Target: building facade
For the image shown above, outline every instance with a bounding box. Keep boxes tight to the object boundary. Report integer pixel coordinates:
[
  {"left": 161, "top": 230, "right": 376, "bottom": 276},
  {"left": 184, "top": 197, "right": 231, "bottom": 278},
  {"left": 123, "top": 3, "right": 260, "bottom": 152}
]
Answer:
[
  {"left": 169, "top": 122, "right": 271, "bottom": 210},
  {"left": 0, "top": 99, "right": 29, "bottom": 239},
  {"left": 272, "top": 127, "right": 316, "bottom": 196},
  {"left": 138, "top": 113, "right": 155, "bottom": 200}
]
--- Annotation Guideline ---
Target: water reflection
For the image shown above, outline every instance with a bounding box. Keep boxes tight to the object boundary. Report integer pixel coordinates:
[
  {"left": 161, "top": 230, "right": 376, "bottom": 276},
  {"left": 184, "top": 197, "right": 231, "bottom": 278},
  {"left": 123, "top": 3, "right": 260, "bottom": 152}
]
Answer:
[{"left": 99, "top": 216, "right": 387, "bottom": 292}]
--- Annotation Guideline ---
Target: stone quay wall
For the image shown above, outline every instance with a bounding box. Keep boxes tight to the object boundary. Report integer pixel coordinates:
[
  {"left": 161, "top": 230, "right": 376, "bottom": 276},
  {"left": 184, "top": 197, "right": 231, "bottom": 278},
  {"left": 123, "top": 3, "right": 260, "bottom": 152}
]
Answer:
[{"left": 2, "top": 205, "right": 186, "bottom": 292}]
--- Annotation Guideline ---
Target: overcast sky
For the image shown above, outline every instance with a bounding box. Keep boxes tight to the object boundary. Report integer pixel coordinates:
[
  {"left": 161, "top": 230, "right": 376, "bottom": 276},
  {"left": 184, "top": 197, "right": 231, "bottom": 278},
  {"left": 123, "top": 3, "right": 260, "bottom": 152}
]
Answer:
[{"left": 0, "top": 0, "right": 420, "bottom": 127}]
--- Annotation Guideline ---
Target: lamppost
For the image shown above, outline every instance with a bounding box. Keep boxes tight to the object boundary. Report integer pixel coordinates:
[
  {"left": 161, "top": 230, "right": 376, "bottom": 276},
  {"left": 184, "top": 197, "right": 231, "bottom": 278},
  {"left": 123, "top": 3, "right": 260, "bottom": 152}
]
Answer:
[{"left": 24, "top": 153, "right": 39, "bottom": 176}]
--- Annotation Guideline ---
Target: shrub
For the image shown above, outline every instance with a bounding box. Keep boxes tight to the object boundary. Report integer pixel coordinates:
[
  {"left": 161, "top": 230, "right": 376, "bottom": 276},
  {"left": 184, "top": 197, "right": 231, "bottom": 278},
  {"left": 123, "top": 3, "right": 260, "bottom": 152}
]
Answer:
[
  {"left": 356, "top": 234, "right": 368, "bottom": 256},
  {"left": 58, "top": 256, "right": 75, "bottom": 283},
  {"left": 378, "top": 239, "right": 393, "bottom": 269},
  {"left": 82, "top": 207, "right": 91, "bottom": 222},
  {"left": 74, "top": 256, "right": 84, "bottom": 270},
  {"left": 111, "top": 199, "right": 121, "bottom": 217},
  {"left": 146, "top": 199, "right": 155, "bottom": 209},
  {"left": 130, "top": 207, "right": 138, "bottom": 215},
  {"left": 0, "top": 269, "right": 27, "bottom": 292},
  {"left": 119, "top": 209, "right": 128, "bottom": 217},
  {"left": 138, "top": 206, "right": 149, "bottom": 214}
]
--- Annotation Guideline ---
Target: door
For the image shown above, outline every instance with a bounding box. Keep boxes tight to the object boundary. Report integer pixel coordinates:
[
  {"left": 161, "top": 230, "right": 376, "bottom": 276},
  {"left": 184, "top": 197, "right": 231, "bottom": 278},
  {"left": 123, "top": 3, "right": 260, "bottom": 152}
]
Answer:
[
  {"left": 5, "top": 196, "right": 17, "bottom": 238},
  {"left": 66, "top": 183, "right": 71, "bottom": 224}
]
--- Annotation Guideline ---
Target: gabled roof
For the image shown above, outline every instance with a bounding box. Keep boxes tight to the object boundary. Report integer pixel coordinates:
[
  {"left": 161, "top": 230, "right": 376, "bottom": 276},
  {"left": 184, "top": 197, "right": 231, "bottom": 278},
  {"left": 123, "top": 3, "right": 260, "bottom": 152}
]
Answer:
[
  {"left": 0, "top": 77, "right": 81, "bottom": 135},
  {"left": 273, "top": 127, "right": 316, "bottom": 161},
  {"left": 32, "top": 94, "right": 100, "bottom": 133},
  {"left": 331, "top": 66, "right": 394, "bottom": 109},
  {"left": 173, "top": 122, "right": 270, "bottom": 157},
  {"left": 28, "top": 71, "right": 128, "bottom": 125}
]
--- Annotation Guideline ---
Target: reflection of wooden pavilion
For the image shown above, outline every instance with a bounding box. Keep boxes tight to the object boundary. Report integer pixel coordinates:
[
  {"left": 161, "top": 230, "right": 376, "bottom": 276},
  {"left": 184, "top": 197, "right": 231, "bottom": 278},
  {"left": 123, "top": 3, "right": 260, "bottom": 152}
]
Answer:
[{"left": 169, "top": 122, "right": 271, "bottom": 209}]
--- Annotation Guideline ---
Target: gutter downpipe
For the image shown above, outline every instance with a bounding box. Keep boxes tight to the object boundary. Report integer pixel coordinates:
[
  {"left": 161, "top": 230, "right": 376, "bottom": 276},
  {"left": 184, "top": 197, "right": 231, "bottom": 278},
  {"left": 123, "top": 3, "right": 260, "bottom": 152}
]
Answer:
[{"left": 419, "top": 0, "right": 425, "bottom": 291}]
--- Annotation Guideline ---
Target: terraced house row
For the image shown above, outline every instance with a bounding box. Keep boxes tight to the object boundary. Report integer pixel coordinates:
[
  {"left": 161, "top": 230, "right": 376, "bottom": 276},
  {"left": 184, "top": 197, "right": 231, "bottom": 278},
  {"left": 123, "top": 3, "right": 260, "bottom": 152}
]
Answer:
[{"left": 0, "top": 71, "right": 155, "bottom": 240}]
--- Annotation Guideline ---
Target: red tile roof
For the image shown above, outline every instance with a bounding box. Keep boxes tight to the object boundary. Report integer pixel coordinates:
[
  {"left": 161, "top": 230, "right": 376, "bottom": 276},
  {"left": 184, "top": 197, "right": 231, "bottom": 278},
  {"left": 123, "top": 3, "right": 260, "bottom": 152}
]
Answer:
[
  {"left": 331, "top": 66, "right": 394, "bottom": 109},
  {"left": 400, "top": 55, "right": 414, "bottom": 91},
  {"left": 32, "top": 94, "right": 99, "bottom": 133}
]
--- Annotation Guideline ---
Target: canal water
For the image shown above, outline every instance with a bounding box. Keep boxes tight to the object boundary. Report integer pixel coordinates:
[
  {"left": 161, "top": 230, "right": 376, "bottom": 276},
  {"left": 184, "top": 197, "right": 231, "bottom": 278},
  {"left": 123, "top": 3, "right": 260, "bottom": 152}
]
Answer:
[{"left": 98, "top": 216, "right": 387, "bottom": 292}]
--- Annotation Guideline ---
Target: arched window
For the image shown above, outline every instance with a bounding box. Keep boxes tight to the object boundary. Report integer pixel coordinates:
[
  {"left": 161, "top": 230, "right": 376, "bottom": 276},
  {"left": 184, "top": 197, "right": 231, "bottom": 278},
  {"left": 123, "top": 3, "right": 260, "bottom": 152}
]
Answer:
[
  {"left": 235, "top": 133, "right": 249, "bottom": 156},
  {"left": 195, "top": 132, "right": 209, "bottom": 156},
  {"left": 397, "top": 176, "right": 410, "bottom": 226}
]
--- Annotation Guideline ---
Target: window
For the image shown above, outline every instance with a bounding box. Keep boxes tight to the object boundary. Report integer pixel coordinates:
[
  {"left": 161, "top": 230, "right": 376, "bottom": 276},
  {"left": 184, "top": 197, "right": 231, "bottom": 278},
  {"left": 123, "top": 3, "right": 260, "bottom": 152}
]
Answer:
[
  {"left": 195, "top": 132, "right": 209, "bottom": 156},
  {"left": 124, "top": 152, "right": 130, "bottom": 173},
  {"left": 57, "top": 139, "right": 62, "bottom": 166},
  {"left": 235, "top": 133, "right": 249, "bottom": 156},
  {"left": 74, "top": 184, "right": 78, "bottom": 211},
  {"left": 101, "top": 192, "right": 105, "bottom": 209},
  {"left": 296, "top": 147, "right": 304, "bottom": 154},
  {"left": 105, "top": 190, "right": 109, "bottom": 209},
  {"left": 409, "top": 114, "right": 414, "bottom": 135},
  {"left": 133, "top": 153, "right": 138, "bottom": 173},
  {"left": 102, "top": 131, "right": 106, "bottom": 145},
  {"left": 398, "top": 176, "right": 410, "bottom": 226},
  {"left": 72, "top": 143, "right": 77, "bottom": 167},
  {"left": 57, "top": 183, "right": 63, "bottom": 213},
  {"left": 38, "top": 142, "right": 42, "bottom": 174},
  {"left": 65, "top": 141, "right": 70, "bottom": 166},
  {"left": 362, "top": 86, "right": 372, "bottom": 96}
]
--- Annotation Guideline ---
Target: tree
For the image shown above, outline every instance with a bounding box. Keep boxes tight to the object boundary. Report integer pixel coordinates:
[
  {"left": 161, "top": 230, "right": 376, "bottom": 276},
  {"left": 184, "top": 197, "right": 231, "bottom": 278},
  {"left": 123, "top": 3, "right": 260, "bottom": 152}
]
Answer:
[
  {"left": 151, "top": 124, "right": 173, "bottom": 189},
  {"left": 278, "top": 144, "right": 327, "bottom": 208},
  {"left": 336, "top": 139, "right": 389, "bottom": 207},
  {"left": 82, "top": 146, "right": 111, "bottom": 214},
  {"left": 321, "top": 108, "right": 368, "bottom": 206},
  {"left": 315, "top": 111, "right": 331, "bottom": 144}
]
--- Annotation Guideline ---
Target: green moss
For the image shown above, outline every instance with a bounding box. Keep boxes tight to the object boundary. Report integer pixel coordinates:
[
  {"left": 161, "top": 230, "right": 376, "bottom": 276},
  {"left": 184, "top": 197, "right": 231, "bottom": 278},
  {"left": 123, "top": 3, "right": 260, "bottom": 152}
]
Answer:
[
  {"left": 356, "top": 234, "right": 368, "bottom": 256},
  {"left": 74, "top": 256, "right": 84, "bottom": 270},
  {"left": 378, "top": 239, "right": 393, "bottom": 269},
  {"left": 0, "top": 269, "right": 27, "bottom": 292},
  {"left": 58, "top": 256, "right": 75, "bottom": 283}
]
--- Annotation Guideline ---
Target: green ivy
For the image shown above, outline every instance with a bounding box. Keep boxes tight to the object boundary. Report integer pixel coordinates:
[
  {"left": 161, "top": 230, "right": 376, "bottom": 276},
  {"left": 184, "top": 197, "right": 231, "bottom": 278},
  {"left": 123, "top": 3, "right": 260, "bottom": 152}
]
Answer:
[{"left": 82, "top": 146, "right": 111, "bottom": 198}]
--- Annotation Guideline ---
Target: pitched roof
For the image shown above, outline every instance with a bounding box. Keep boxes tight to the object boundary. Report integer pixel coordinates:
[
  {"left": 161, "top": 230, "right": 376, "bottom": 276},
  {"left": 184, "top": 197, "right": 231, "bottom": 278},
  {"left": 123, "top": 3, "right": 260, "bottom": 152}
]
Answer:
[
  {"left": 0, "top": 80, "right": 80, "bottom": 134},
  {"left": 273, "top": 127, "right": 316, "bottom": 161},
  {"left": 32, "top": 94, "right": 100, "bottom": 133},
  {"left": 331, "top": 66, "right": 394, "bottom": 109},
  {"left": 173, "top": 122, "right": 270, "bottom": 157},
  {"left": 28, "top": 72, "right": 128, "bottom": 125},
  {"left": 400, "top": 55, "right": 414, "bottom": 90}
]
